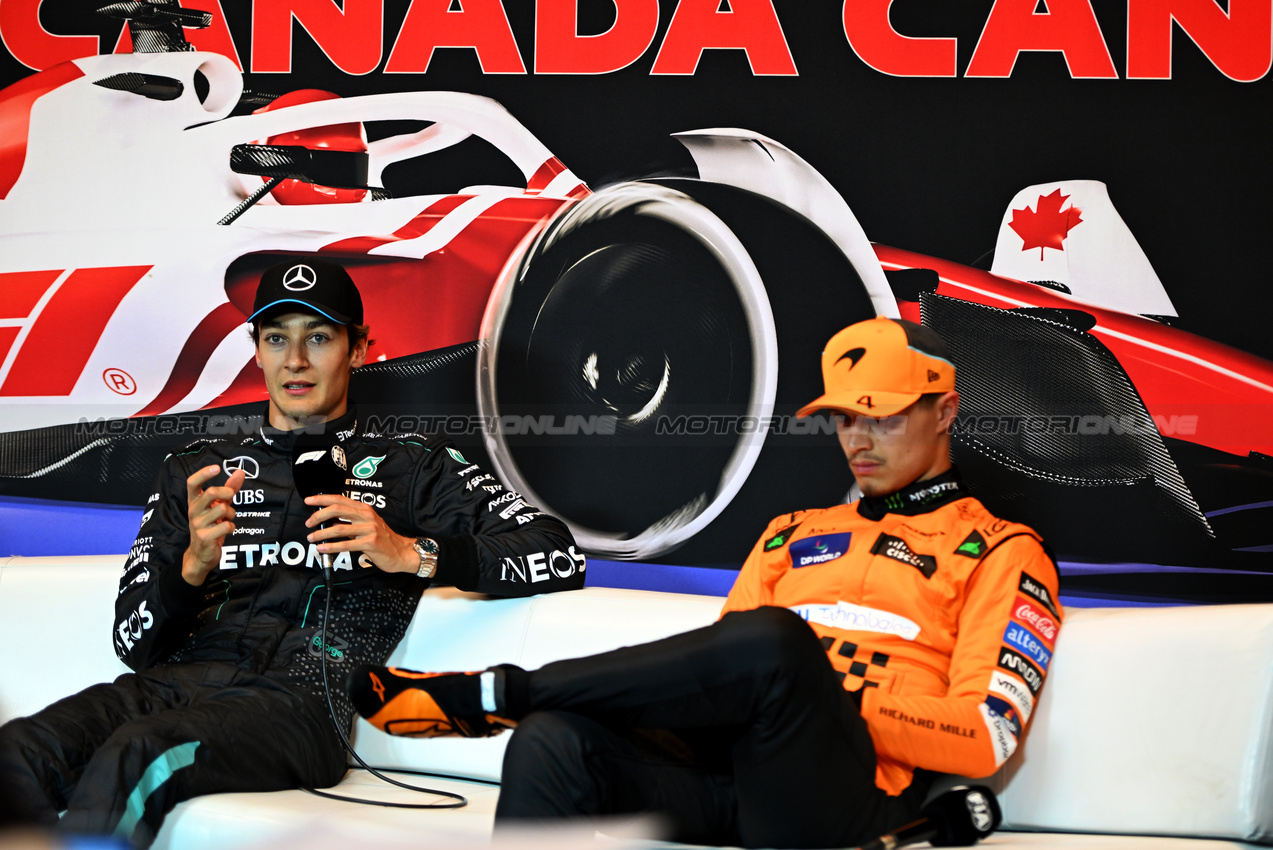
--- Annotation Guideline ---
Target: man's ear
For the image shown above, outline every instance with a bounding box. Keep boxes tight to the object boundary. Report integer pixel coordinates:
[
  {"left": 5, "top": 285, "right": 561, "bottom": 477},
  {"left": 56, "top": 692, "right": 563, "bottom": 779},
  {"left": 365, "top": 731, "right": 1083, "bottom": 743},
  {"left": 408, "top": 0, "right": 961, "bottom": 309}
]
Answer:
[
  {"left": 935, "top": 390, "right": 960, "bottom": 433},
  {"left": 251, "top": 324, "right": 262, "bottom": 369},
  {"left": 349, "top": 335, "right": 369, "bottom": 370}
]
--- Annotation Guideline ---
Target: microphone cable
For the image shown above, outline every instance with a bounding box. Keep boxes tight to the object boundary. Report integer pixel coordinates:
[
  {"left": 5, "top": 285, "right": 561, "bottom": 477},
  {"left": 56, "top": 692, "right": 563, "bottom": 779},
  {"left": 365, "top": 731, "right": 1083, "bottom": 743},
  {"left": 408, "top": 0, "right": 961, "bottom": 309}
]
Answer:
[{"left": 304, "top": 573, "right": 469, "bottom": 809}]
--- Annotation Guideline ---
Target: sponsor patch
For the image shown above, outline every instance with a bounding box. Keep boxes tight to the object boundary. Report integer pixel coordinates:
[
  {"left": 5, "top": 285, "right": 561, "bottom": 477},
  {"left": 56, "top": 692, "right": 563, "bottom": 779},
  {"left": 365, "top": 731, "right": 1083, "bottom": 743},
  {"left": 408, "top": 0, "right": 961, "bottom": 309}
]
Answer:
[
  {"left": 222, "top": 455, "right": 260, "bottom": 479},
  {"left": 499, "top": 498, "right": 527, "bottom": 519},
  {"left": 790, "top": 601, "right": 921, "bottom": 641},
  {"left": 954, "top": 530, "right": 987, "bottom": 558},
  {"left": 1012, "top": 596, "right": 1058, "bottom": 645},
  {"left": 346, "top": 490, "right": 385, "bottom": 509},
  {"left": 114, "top": 600, "right": 153, "bottom": 653},
  {"left": 870, "top": 533, "right": 937, "bottom": 578},
  {"left": 988, "top": 671, "right": 1035, "bottom": 722},
  {"left": 352, "top": 455, "right": 385, "bottom": 479},
  {"left": 465, "top": 473, "right": 495, "bottom": 491},
  {"left": 1003, "top": 623, "right": 1052, "bottom": 671},
  {"left": 231, "top": 488, "right": 266, "bottom": 506},
  {"left": 898, "top": 523, "right": 943, "bottom": 538},
  {"left": 983, "top": 695, "right": 1023, "bottom": 738},
  {"left": 789, "top": 533, "right": 852, "bottom": 568},
  {"left": 1018, "top": 572, "right": 1060, "bottom": 619},
  {"left": 210, "top": 541, "right": 356, "bottom": 572},
  {"left": 938, "top": 721, "right": 977, "bottom": 739},
  {"left": 488, "top": 491, "right": 517, "bottom": 511},
  {"left": 966, "top": 790, "right": 996, "bottom": 834},
  {"left": 126, "top": 537, "right": 153, "bottom": 570},
  {"left": 978, "top": 703, "right": 1018, "bottom": 767},
  {"left": 498, "top": 547, "right": 587, "bottom": 583},
  {"left": 446, "top": 448, "right": 467, "bottom": 464},
  {"left": 764, "top": 523, "right": 801, "bottom": 551},
  {"left": 997, "top": 647, "right": 1044, "bottom": 695},
  {"left": 877, "top": 707, "right": 935, "bottom": 729},
  {"left": 906, "top": 479, "right": 962, "bottom": 505}
]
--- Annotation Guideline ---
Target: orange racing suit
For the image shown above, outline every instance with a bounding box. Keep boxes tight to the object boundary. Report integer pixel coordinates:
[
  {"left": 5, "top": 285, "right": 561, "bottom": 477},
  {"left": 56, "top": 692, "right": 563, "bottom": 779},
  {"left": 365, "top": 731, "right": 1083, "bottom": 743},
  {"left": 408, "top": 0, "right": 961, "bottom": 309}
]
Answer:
[{"left": 722, "top": 469, "right": 1062, "bottom": 795}]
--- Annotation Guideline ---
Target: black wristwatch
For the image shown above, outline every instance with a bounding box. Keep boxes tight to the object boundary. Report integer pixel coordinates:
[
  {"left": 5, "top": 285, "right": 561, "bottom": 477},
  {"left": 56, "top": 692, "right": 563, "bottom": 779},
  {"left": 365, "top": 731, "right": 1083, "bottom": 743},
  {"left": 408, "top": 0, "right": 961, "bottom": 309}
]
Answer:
[{"left": 413, "top": 537, "right": 439, "bottom": 578}]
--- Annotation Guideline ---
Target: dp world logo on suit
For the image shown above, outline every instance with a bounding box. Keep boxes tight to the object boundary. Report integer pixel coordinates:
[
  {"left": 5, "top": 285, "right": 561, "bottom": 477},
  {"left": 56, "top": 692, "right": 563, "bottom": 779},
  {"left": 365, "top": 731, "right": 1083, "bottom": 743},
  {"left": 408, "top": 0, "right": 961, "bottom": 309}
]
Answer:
[{"left": 789, "top": 533, "right": 852, "bottom": 567}]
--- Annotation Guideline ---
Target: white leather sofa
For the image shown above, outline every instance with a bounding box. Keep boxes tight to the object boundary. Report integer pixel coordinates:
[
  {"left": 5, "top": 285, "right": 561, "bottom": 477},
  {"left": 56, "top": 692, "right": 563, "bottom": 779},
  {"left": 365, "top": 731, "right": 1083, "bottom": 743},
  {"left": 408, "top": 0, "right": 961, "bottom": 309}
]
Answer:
[{"left": 1, "top": 554, "right": 1271, "bottom": 849}]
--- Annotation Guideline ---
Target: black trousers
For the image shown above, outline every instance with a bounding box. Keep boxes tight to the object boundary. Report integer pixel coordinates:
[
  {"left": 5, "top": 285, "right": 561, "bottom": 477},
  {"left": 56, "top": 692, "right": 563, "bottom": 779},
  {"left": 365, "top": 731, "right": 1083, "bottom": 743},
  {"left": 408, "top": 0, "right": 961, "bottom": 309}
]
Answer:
[
  {"left": 496, "top": 607, "right": 930, "bottom": 848},
  {"left": 0, "top": 661, "right": 346, "bottom": 847}
]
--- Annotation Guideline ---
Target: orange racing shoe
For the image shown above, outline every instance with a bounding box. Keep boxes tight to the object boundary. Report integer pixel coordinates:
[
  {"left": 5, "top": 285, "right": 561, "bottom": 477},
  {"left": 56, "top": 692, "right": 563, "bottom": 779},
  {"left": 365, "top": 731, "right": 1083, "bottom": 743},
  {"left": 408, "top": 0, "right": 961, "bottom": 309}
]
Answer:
[{"left": 348, "top": 665, "right": 517, "bottom": 738}]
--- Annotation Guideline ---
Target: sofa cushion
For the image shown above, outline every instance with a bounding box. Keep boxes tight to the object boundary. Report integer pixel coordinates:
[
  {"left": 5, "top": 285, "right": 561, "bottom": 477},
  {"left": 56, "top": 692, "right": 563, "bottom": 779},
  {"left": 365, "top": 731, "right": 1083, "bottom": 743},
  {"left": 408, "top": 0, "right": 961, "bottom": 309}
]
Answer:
[{"left": 992, "top": 603, "right": 1273, "bottom": 843}]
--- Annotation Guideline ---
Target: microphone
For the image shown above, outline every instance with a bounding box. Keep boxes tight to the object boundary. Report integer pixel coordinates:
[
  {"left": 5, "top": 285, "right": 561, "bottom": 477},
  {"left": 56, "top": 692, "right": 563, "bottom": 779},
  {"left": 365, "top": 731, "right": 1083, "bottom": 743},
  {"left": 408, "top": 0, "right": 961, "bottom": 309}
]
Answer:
[
  {"left": 291, "top": 434, "right": 348, "bottom": 587},
  {"left": 858, "top": 785, "right": 1001, "bottom": 850}
]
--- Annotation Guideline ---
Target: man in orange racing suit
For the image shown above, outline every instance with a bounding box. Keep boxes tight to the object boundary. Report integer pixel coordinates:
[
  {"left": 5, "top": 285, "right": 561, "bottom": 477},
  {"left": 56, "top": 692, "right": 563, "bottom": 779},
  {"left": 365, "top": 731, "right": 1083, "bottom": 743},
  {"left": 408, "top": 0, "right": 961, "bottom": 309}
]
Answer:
[{"left": 345, "top": 317, "right": 1062, "bottom": 849}]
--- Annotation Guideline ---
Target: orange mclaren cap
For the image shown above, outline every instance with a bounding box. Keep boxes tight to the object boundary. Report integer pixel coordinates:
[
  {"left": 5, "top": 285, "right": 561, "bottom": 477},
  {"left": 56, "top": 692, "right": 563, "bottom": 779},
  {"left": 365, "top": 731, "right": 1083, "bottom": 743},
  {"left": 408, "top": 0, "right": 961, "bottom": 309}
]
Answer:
[{"left": 796, "top": 317, "right": 956, "bottom": 418}]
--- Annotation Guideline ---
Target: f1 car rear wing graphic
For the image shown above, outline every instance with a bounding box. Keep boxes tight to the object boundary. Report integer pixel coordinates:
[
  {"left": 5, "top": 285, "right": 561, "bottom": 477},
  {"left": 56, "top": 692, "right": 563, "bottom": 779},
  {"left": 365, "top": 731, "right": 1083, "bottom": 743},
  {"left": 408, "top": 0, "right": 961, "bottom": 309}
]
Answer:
[{"left": 991, "top": 180, "right": 1178, "bottom": 319}]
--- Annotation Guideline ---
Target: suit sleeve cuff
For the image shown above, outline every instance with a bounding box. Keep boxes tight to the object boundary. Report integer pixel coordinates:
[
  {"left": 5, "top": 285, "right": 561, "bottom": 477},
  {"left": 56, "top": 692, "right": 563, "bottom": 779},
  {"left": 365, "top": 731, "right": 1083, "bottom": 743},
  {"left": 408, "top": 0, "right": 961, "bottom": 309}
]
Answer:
[
  {"left": 158, "top": 560, "right": 206, "bottom": 613},
  {"left": 432, "top": 535, "right": 479, "bottom": 591}
]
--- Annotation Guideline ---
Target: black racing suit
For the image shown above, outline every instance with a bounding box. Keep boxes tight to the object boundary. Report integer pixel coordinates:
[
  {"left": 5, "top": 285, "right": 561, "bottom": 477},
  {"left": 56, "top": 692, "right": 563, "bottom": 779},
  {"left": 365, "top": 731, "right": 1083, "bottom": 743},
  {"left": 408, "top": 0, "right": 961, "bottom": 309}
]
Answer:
[{"left": 0, "top": 406, "right": 584, "bottom": 845}]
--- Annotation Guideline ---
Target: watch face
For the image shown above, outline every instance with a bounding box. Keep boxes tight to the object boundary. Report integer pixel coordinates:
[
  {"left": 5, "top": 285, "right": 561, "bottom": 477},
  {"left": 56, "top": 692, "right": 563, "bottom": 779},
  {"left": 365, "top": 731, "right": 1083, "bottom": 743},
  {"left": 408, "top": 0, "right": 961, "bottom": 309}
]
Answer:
[{"left": 416, "top": 537, "right": 438, "bottom": 555}]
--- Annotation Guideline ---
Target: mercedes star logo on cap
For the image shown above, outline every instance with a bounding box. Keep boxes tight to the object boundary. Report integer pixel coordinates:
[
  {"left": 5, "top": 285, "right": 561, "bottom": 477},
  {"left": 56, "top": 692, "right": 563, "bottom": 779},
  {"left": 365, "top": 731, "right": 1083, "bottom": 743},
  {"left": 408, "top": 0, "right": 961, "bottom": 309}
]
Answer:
[
  {"left": 223, "top": 456, "right": 261, "bottom": 479},
  {"left": 282, "top": 264, "right": 317, "bottom": 291}
]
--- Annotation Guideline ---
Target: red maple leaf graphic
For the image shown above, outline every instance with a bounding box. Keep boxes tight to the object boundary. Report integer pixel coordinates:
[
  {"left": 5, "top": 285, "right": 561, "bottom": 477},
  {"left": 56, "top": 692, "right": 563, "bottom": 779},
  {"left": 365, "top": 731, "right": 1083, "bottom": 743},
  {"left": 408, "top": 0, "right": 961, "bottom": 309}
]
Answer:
[{"left": 1009, "top": 189, "right": 1084, "bottom": 259}]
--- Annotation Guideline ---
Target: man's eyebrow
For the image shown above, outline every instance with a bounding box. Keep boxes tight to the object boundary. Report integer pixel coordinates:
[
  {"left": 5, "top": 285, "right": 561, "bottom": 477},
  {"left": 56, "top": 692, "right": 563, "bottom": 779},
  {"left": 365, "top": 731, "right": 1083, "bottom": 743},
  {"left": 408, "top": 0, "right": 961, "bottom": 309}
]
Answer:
[{"left": 261, "top": 319, "right": 337, "bottom": 331}]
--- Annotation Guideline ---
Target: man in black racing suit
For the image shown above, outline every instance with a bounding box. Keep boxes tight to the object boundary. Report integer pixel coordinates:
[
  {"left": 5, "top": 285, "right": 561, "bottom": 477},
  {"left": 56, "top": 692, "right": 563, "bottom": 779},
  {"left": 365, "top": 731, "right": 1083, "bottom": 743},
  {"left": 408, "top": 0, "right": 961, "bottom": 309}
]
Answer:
[{"left": 0, "top": 258, "right": 584, "bottom": 846}]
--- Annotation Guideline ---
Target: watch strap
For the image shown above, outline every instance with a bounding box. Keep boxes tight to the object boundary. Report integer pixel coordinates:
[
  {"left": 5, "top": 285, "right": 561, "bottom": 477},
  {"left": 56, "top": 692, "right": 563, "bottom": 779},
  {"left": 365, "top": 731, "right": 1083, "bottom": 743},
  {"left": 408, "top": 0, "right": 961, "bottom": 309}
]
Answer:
[{"left": 413, "top": 537, "right": 439, "bottom": 579}]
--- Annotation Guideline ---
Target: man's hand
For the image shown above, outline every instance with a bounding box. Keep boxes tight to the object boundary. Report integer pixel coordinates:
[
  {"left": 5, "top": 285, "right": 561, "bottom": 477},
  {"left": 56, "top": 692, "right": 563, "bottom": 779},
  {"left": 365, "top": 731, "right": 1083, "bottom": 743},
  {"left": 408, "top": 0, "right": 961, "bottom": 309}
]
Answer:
[
  {"left": 304, "top": 494, "right": 419, "bottom": 574},
  {"left": 183, "top": 465, "right": 246, "bottom": 586}
]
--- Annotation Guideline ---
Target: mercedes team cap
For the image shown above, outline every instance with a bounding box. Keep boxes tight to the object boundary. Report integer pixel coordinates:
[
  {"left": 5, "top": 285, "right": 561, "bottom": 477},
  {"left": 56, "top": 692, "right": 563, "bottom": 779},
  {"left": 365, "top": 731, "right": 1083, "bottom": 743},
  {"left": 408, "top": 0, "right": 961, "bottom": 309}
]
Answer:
[
  {"left": 796, "top": 317, "right": 956, "bottom": 418},
  {"left": 248, "top": 258, "right": 364, "bottom": 325}
]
